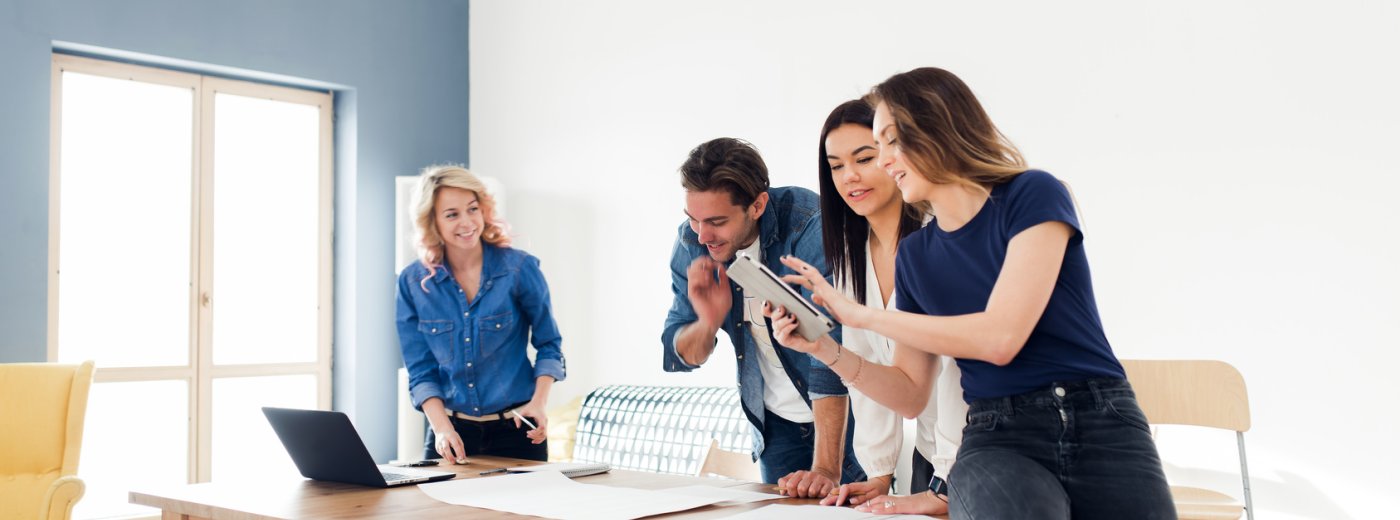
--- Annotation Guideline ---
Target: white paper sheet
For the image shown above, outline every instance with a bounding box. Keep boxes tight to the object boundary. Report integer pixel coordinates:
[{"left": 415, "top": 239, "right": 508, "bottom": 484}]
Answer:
[
  {"left": 417, "top": 470, "right": 729, "bottom": 520},
  {"left": 718, "top": 504, "right": 935, "bottom": 519},
  {"left": 506, "top": 462, "right": 611, "bottom": 477},
  {"left": 660, "top": 485, "right": 783, "bottom": 504}
]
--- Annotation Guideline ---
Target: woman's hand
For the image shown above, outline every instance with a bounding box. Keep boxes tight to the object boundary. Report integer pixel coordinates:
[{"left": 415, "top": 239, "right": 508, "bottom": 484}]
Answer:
[
  {"left": 762, "top": 301, "right": 825, "bottom": 355},
  {"left": 820, "top": 477, "right": 891, "bottom": 507},
  {"left": 513, "top": 399, "right": 549, "bottom": 444},
  {"left": 853, "top": 491, "right": 949, "bottom": 516},
  {"left": 433, "top": 427, "right": 468, "bottom": 464},
  {"left": 778, "top": 256, "right": 867, "bottom": 328}
]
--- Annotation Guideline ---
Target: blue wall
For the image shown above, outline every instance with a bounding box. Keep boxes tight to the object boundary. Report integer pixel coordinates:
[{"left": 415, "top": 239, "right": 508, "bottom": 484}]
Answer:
[{"left": 0, "top": 0, "right": 470, "bottom": 462}]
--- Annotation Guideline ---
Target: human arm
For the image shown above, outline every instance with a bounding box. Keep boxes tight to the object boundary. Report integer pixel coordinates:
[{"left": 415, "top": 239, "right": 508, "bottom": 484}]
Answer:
[
  {"left": 512, "top": 376, "right": 553, "bottom": 443},
  {"left": 822, "top": 474, "right": 893, "bottom": 507},
  {"left": 516, "top": 255, "right": 565, "bottom": 443},
  {"left": 766, "top": 301, "right": 940, "bottom": 418},
  {"left": 420, "top": 397, "right": 466, "bottom": 462},
  {"left": 662, "top": 236, "right": 732, "bottom": 370},
  {"left": 854, "top": 491, "right": 949, "bottom": 516},
  {"left": 777, "top": 220, "right": 1073, "bottom": 366},
  {"left": 396, "top": 270, "right": 465, "bottom": 462},
  {"left": 776, "top": 395, "right": 847, "bottom": 497}
]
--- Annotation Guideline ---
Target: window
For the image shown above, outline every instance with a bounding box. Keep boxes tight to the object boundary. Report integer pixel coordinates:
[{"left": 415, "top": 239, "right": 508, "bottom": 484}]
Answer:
[{"left": 49, "top": 54, "right": 333, "bottom": 519}]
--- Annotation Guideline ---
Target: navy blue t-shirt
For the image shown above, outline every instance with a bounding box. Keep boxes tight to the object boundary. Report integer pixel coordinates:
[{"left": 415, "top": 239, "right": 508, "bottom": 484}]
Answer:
[{"left": 894, "top": 170, "right": 1124, "bottom": 403}]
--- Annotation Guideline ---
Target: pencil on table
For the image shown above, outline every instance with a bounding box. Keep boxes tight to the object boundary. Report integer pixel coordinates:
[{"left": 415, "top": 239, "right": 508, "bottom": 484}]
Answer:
[{"left": 771, "top": 486, "right": 866, "bottom": 496}]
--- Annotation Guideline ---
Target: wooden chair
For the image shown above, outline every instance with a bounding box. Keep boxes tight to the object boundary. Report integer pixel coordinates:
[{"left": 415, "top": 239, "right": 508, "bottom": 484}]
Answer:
[
  {"left": 1122, "top": 359, "right": 1253, "bottom": 520},
  {"left": 696, "top": 439, "right": 760, "bottom": 481},
  {"left": 0, "top": 361, "right": 96, "bottom": 520}
]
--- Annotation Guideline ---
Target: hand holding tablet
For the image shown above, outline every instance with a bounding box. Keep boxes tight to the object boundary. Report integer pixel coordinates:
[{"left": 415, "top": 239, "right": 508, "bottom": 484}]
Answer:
[{"left": 725, "top": 252, "right": 834, "bottom": 342}]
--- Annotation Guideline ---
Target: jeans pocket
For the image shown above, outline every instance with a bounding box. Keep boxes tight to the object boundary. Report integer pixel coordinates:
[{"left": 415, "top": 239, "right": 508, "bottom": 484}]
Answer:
[{"left": 1105, "top": 397, "right": 1152, "bottom": 433}]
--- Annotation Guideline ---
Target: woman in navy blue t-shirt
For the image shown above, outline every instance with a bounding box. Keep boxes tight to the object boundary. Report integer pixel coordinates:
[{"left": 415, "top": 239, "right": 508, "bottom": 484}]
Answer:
[{"left": 765, "top": 68, "right": 1175, "bottom": 519}]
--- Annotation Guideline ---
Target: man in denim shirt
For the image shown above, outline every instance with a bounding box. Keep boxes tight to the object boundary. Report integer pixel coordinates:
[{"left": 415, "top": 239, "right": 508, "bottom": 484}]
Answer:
[{"left": 662, "top": 138, "right": 865, "bottom": 495}]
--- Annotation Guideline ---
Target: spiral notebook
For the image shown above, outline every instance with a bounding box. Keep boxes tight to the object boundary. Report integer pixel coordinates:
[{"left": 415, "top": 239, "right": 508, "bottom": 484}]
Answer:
[{"left": 507, "top": 462, "right": 612, "bottom": 478}]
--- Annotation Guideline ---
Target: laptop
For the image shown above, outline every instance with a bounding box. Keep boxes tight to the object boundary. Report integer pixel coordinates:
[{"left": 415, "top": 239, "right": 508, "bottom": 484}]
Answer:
[{"left": 262, "top": 407, "right": 456, "bottom": 487}]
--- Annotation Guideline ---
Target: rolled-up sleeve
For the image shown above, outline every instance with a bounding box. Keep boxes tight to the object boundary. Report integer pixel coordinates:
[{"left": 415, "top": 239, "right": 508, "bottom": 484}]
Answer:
[
  {"left": 518, "top": 256, "right": 566, "bottom": 382},
  {"left": 793, "top": 211, "right": 848, "bottom": 397},
  {"left": 397, "top": 268, "right": 445, "bottom": 410}
]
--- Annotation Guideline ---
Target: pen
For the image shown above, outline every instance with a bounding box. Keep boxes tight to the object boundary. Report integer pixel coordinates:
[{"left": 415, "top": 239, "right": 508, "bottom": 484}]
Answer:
[
  {"left": 510, "top": 409, "right": 538, "bottom": 430},
  {"left": 479, "top": 468, "right": 509, "bottom": 476}
]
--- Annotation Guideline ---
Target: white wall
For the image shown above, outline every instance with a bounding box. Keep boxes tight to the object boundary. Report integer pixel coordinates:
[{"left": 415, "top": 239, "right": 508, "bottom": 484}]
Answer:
[{"left": 471, "top": 1, "right": 1398, "bottom": 517}]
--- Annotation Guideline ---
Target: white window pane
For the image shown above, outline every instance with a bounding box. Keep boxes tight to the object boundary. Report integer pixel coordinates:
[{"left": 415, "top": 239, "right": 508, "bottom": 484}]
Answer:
[
  {"left": 57, "top": 72, "right": 193, "bottom": 367},
  {"left": 211, "top": 375, "right": 318, "bottom": 483},
  {"left": 75, "top": 380, "right": 189, "bottom": 520},
  {"left": 211, "top": 93, "right": 321, "bottom": 365}
]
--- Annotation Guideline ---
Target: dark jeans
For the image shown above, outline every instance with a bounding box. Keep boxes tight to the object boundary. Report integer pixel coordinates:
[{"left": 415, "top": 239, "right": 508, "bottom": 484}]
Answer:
[
  {"left": 423, "top": 414, "right": 547, "bottom": 462},
  {"left": 948, "top": 378, "right": 1176, "bottom": 520},
  {"left": 757, "top": 408, "right": 867, "bottom": 485}
]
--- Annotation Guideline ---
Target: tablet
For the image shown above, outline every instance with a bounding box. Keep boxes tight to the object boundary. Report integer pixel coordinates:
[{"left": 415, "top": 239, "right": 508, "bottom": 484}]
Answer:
[{"left": 725, "top": 252, "right": 835, "bottom": 342}]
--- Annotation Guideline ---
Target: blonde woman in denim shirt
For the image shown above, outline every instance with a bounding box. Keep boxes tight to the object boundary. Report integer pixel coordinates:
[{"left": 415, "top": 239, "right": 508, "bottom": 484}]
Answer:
[{"left": 397, "top": 165, "right": 565, "bottom": 463}]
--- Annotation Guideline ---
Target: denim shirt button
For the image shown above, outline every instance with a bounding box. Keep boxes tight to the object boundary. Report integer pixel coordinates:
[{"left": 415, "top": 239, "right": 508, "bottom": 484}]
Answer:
[
  {"left": 737, "top": 355, "right": 743, "bottom": 359},
  {"left": 465, "top": 337, "right": 471, "bottom": 343},
  {"left": 464, "top": 312, "right": 469, "bottom": 317},
  {"left": 466, "top": 362, "right": 473, "bottom": 368},
  {"left": 468, "top": 383, "right": 474, "bottom": 388},
  {"left": 495, "top": 324, "right": 501, "bottom": 329},
  {"left": 1054, "top": 386, "right": 1066, "bottom": 397}
]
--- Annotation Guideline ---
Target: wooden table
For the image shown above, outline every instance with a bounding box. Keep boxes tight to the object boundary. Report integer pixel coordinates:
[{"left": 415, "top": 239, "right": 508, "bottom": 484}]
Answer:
[{"left": 130, "top": 456, "right": 830, "bottom": 519}]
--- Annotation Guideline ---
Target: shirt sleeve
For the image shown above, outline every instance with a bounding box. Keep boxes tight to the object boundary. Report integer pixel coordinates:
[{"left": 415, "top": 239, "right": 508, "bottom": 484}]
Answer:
[
  {"left": 794, "top": 210, "right": 848, "bottom": 397},
  {"left": 396, "top": 266, "right": 445, "bottom": 410},
  {"left": 894, "top": 239, "right": 925, "bottom": 315},
  {"left": 845, "top": 324, "right": 903, "bottom": 477},
  {"left": 1004, "top": 170, "right": 1083, "bottom": 242},
  {"left": 516, "top": 255, "right": 566, "bottom": 382}
]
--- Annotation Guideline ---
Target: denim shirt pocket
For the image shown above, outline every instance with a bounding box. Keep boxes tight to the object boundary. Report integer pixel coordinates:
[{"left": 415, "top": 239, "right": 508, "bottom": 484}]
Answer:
[
  {"left": 417, "top": 320, "right": 456, "bottom": 365},
  {"left": 478, "top": 310, "right": 517, "bottom": 358}
]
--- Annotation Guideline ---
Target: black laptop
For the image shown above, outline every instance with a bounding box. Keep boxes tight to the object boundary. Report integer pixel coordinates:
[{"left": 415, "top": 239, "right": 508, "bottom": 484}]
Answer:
[{"left": 262, "top": 407, "right": 456, "bottom": 487}]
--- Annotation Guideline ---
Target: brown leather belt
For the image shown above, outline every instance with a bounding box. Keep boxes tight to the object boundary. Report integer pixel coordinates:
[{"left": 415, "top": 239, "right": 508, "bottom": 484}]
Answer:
[{"left": 446, "top": 409, "right": 508, "bottom": 422}]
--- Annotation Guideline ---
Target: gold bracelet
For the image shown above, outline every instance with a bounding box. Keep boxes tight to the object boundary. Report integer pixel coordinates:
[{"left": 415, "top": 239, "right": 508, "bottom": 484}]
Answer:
[
  {"left": 822, "top": 342, "right": 842, "bottom": 367},
  {"left": 843, "top": 356, "right": 865, "bottom": 386}
]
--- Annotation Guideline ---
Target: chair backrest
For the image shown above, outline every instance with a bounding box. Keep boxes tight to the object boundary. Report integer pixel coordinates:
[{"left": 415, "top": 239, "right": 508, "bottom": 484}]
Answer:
[
  {"left": 697, "top": 439, "right": 761, "bottom": 481},
  {"left": 0, "top": 361, "right": 96, "bottom": 507},
  {"left": 1121, "top": 359, "right": 1250, "bottom": 432},
  {"left": 572, "top": 385, "right": 753, "bottom": 476}
]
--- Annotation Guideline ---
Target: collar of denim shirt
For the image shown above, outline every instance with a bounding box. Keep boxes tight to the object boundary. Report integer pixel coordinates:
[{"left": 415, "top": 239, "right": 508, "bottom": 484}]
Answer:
[{"left": 427, "top": 242, "right": 510, "bottom": 286}]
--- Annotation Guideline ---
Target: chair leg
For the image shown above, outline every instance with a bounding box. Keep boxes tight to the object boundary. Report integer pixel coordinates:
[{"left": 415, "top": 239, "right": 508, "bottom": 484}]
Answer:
[{"left": 1238, "top": 431, "right": 1254, "bottom": 520}]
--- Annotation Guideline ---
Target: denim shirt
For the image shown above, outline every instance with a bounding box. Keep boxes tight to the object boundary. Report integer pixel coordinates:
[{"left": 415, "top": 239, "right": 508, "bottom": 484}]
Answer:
[
  {"left": 661, "top": 186, "right": 845, "bottom": 456},
  {"left": 397, "top": 244, "right": 566, "bottom": 416}
]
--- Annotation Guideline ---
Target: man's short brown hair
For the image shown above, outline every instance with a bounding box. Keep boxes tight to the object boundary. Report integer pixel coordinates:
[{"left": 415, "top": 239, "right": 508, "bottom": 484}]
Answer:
[{"left": 679, "top": 137, "right": 770, "bottom": 208}]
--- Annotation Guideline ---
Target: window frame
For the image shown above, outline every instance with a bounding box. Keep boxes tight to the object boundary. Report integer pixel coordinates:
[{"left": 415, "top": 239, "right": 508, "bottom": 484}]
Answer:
[{"left": 47, "top": 53, "right": 334, "bottom": 486}]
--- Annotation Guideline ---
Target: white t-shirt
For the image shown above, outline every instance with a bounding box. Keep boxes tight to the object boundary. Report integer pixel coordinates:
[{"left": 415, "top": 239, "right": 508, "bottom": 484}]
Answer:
[
  {"left": 738, "top": 240, "right": 813, "bottom": 423},
  {"left": 843, "top": 237, "right": 967, "bottom": 481}
]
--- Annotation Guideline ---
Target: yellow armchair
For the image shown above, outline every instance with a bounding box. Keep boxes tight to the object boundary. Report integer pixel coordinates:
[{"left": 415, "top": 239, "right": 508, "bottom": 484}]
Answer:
[{"left": 1, "top": 361, "right": 95, "bottom": 520}]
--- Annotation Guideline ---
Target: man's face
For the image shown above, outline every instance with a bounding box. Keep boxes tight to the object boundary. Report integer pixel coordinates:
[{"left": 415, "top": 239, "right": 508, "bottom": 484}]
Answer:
[{"left": 684, "top": 190, "right": 765, "bottom": 262}]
